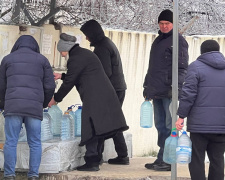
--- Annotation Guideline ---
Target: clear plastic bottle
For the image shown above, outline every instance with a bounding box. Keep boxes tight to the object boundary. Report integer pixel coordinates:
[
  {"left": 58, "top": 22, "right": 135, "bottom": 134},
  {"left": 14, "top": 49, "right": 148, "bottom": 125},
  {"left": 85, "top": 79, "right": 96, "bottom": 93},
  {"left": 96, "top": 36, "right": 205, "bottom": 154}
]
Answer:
[
  {"left": 0, "top": 110, "right": 5, "bottom": 141},
  {"left": 48, "top": 105, "right": 62, "bottom": 137},
  {"left": 74, "top": 105, "right": 82, "bottom": 137},
  {"left": 60, "top": 111, "right": 71, "bottom": 141},
  {"left": 67, "top": 106, "right": 75, "bottom": 138},
  {"left": 140, "top": 99, "right": 153, "bottom": 128},
  {"left": 176, "top": 131, "right": 192, "bottom": 164},
  {"left": 18, "top": 123, "right": 27, "bottom": 142},
  {"left": 41, "top": 109, "right": 53, "bottom": 141},
  {"left": 163, "top": 129, "right": 178, "bottom": 164}
]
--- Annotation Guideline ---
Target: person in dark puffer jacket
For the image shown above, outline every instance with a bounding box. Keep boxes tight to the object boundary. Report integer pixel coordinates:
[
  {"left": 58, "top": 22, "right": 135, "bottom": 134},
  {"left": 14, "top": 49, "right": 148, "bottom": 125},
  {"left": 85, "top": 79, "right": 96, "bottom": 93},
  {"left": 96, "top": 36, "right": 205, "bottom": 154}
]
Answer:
[
  {"left": 80, "top": 19, "right": 129, "bottom": 165},
  {"left": 143, "top": 9, "right": 189, "bottom": 171},
  {"left": 176, "top": 40, "right": 225, "bottom": 180},
  {"left": 0, "top": 35, "right": 55, "bottom": 180}
]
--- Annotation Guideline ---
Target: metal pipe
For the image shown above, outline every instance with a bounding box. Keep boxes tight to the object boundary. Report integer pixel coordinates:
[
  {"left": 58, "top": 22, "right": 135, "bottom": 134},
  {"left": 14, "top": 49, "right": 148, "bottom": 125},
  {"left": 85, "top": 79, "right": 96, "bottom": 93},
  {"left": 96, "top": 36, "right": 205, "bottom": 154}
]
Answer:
[{"left": 171, "top": 0, "right": 179, "bottom": 179}]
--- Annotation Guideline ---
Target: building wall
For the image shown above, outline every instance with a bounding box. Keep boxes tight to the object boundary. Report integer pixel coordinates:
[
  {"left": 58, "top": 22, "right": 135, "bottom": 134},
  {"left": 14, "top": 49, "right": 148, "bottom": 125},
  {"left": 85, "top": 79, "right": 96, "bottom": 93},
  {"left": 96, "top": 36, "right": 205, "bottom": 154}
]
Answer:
[{"left": 1, "top": 24, "right": 225, "bottom": 156}]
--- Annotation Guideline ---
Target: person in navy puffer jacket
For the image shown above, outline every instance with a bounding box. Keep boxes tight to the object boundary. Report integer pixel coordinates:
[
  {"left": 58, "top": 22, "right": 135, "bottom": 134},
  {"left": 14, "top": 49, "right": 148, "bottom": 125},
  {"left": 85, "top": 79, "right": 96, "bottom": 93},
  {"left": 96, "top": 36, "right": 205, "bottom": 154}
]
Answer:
[
  {"left": 176, "top": 40, "right": 225, "bottom": 180},
  {"left": 0, "top": 35, "right": 55, "bottom": 180}
]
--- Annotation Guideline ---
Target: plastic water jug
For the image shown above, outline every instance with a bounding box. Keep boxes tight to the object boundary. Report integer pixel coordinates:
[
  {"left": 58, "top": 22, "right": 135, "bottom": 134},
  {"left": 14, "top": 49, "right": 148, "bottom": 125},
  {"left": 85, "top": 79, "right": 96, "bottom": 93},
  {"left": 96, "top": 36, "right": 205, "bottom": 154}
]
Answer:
[
  {"left": 74, "top": 105, "right": 82, "bottom": 137},
  {"left": 18, "top": 123, "right": 27, "bottom": 142},
  {"left": 163, "top": 128, "right": 178, "bottom": 164},
  {"left": 67, "top": 106, "right": 75, "bottom": 138},
  {"left": 41, "top": 109, "right": 53, "bottom": 141},
  {"left": 140, "top": 99, "right": 153, "bottom": 128},
  {"left": 61, "top": 111, "right": 71, "bottom": 141},
  {"left": 0, "top": 110, "right": 5, "bottom": 141},
  {"left": 48, "top": 105, "right": 62, "bottom": 137},
  {"left": 176, "top": 131, "right": 192, "bottom": 164}
]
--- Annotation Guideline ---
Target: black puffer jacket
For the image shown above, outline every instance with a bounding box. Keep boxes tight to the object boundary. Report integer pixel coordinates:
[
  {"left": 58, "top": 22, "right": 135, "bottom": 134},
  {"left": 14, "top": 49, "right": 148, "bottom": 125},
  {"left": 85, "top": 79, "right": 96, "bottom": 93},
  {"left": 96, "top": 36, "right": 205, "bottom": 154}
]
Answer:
[
  {"left": 0, "top": 35, "right": 55, "bottom": 120},
  {"left": 143, "top": 30, "right": 189, "bottom": 99},
  {"left": 80, "top": 20, "right": 127, "bottom": 91}
]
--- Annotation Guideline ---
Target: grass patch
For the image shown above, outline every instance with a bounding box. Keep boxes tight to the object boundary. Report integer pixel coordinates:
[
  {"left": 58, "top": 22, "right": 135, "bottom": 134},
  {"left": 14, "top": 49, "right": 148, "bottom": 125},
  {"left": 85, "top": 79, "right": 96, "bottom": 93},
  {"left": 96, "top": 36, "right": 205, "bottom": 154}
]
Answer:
[{"left": 141, "top": 150, "right": 157, "bottom": 157}]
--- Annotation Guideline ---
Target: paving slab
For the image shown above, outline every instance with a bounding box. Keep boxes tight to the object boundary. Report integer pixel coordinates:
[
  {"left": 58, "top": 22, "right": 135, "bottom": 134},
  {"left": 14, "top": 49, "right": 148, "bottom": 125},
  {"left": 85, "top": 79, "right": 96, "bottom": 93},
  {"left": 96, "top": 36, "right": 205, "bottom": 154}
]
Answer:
[{"left": 0, "top": 157, "right": 214, "bottom": 180}]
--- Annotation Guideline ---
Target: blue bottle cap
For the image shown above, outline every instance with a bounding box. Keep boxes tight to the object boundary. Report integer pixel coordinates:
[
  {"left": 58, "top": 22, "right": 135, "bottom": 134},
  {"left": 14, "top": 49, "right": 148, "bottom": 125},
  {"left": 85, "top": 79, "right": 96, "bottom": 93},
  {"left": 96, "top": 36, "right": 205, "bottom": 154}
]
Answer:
[
  {"left": 67, "top": 106, "right": 72, "bottom": 110},
  {"left": 78, "top": 106, "right": 82, "bottom": 109},
  {"left": 43, "top": 109, "right": 48, "bottom": 112},
  {"left": 172, "top": 132, "right": 177, "bottom": 135},
  {"left": 182, "top": 131, "right": 187, "bottom": 134},
  {"left": 171, "top": 131, "right": 177, "bottom": 137}
]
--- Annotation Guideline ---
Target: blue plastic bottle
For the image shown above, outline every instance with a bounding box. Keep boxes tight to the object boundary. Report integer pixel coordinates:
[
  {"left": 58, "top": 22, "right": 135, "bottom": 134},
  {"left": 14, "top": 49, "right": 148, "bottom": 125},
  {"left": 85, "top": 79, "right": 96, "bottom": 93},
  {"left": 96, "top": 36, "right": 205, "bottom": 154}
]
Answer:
[
  {"left": 61, "top": 111, "right": 71, "bottom": 141},
  {"left": 41, "top": 109, "right": 53, "bottom": 141},
  {"left": 48, "top": 105, "right": 62, "bottom": 137},
  {"left": 74, "top": 105, "right": 82, "bottom": 137},
  {"left": 140, "top": 99, "right": 153, "bottom": 128},
  {"left": 0, "top": 110, "right": 5, "bottom": 141},
  {"left": 67, "top": 106, "right": 75, "bottom": 138},
  {"left": 176, "top": 131, "right": 192, "bottom": 164},
  {"left": 163, "top": 128, "right": 178, "bottom": 164}
]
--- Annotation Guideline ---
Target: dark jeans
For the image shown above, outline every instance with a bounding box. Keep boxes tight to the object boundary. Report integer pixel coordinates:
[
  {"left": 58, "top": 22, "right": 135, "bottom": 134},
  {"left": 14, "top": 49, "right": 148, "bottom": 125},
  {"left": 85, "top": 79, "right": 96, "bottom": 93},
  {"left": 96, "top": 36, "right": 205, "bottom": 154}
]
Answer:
[
  {"left": 153, "top": 98, "right": 172, "bottom": 162},
  {"left": 100, "top": 90, "right": 128, "bottom": 158},
  {"left": 189, "top": 133, "right": 225, "bottom": 180}
]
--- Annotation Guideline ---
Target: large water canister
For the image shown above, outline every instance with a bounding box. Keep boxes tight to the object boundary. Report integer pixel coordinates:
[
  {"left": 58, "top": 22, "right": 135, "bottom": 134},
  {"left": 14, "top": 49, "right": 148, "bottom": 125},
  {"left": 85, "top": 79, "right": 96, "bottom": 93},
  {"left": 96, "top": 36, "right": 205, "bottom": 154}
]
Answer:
[
  {"left": 163, "top": 128, "right": 178, "bottom": 164},
  {"left": 176, "top": 131, "right": 192, "bottom": 164},
  {"left": 61, "top": 111, "right": 71, "bottom": 141},
  {"left": 140, "top": 100, "right": 153, "bottom": 128},
  {"left": 18, "top": 123, "right": 27, "bottom": 142},
  {"left": 48, "top": 105, "right": 62, "bottom": 137},
  {"left": 74, "top": 105, "right": 82, "bottom": 137},
  {"left": 41, "top": 109, "right": 53, "bottom": 141},
  {"left": 67, "top": 106, "right": 75, "bottom": 138}
]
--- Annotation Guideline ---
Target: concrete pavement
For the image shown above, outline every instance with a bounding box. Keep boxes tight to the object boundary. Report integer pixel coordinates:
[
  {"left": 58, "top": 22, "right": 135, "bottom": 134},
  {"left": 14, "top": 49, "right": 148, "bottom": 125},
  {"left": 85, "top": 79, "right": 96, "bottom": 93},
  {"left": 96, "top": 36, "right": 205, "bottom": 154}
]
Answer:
[{"left": 0, "top": 157, "right": 214, "bottom": 180}]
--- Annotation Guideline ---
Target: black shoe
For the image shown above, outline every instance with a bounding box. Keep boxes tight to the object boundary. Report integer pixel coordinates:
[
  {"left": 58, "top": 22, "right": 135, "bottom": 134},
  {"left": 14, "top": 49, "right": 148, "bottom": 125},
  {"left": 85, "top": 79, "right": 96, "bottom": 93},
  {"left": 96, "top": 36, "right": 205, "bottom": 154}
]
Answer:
[
  {"left": 108, "top": 156, "right": 129, "bottom": 165},
  {"left": 99, "top": 158, "right": 105, "bottom": 165},
  {"left": 145, "top": 160, "right": 161, "bottom": 170},
  {"left": 153, "top": 162, "right": 171, "bottom": 171},
  {"left": 28, "top": 177, "right": 39, "bottom": 180},
  {"left": 76, "top": 163, "right": 100, "bottom": 171},
  {"left": 4, "top": 176, "right": 15, "bottom": 180}
]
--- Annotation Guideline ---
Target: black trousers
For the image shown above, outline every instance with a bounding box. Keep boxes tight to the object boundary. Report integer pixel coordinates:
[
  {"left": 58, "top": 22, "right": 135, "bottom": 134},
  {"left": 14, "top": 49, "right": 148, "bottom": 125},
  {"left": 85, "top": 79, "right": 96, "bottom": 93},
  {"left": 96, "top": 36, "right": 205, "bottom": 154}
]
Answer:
[
  {"left": 189, "top": 133, "right": 225, "bottom": 180},
  {"left": 85, "top": 136, "right": 104, "bottom": 165}
]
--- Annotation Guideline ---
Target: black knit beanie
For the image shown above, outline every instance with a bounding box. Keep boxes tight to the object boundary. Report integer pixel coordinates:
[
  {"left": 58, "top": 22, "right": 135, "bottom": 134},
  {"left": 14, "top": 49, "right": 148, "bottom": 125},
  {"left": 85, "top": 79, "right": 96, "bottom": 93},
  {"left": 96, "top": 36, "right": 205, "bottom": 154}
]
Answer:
[
  {"left": 158, "top": 9, "right": 173, "bottom": 23},
  {"left": 200, "top": 40, "right": 220, "bottom": 54}
]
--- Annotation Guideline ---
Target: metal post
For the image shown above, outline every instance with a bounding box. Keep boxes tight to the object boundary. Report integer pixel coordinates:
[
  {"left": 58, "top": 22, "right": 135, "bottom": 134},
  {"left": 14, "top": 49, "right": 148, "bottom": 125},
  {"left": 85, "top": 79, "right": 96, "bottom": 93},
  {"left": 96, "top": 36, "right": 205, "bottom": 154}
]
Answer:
[{"left": 172, "top": 0, "right": 179, "bottom": 180}]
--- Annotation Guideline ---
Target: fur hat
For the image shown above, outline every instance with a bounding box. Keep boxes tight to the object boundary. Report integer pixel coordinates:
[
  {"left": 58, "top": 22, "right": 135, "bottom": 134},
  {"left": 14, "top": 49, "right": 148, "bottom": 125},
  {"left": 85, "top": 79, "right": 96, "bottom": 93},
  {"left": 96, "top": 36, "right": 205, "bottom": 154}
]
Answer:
[
  {"left": 57, "top": 33, "right": 77, "bottom": 52},
  {"left": 158, "top": 9, "right": 173, "bottom": 23},
  {"left": 201, "top": 40, "right": 220, "bottom": 54}
]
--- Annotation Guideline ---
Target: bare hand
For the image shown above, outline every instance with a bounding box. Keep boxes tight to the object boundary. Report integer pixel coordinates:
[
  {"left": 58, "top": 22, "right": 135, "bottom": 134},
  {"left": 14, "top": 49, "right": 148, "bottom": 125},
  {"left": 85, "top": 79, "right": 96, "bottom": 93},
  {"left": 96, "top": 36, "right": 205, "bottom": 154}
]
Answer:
[
  {"left": 175, "top": 118, "right": 184, "bottom": 131},
  {"left": 48, "top": 97, "right": 57, "bottom": 108},
  {"left": 54, "top": 73, "right": 62, "bottom": 81}
]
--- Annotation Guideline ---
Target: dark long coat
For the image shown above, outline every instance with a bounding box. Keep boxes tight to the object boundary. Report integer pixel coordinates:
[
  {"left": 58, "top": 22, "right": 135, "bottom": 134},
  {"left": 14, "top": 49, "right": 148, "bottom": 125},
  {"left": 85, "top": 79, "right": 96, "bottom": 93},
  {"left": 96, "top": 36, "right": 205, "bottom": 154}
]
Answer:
[{"left": 54, "top": 44, "right": 128, "bottom": 146}]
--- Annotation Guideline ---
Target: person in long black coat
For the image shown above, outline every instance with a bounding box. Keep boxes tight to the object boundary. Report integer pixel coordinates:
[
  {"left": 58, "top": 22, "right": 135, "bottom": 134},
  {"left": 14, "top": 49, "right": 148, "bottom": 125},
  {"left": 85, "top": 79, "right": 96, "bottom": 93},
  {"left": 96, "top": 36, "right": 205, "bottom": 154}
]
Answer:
[
  {"left": 48, "top": 33, "right": 129, "bottom": 171},
  {"left": 80, "top": 19, "right": 129, "bottom": 165}
]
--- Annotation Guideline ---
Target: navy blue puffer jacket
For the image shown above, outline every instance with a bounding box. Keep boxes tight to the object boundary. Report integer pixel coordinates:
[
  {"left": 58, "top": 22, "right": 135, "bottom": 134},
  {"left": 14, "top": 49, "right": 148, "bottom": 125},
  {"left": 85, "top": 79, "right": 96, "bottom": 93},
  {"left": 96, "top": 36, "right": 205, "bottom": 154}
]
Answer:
[
  {"left": 0, "top": 35, "right": 55, "bottom": 120},
  {"left": 143, "top": 30, "right": 189, "bottom": 99},
  {"left": 177, "top": 51, "right": 225, "bottom": 133}
]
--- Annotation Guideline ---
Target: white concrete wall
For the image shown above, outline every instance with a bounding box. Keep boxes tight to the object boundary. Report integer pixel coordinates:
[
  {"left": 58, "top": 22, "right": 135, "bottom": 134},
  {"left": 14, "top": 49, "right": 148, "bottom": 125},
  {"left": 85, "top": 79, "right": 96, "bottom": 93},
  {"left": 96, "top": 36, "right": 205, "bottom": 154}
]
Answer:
[{"left": 1, "top": 24, "right": 225, "bottom": 156}]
